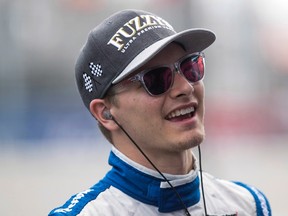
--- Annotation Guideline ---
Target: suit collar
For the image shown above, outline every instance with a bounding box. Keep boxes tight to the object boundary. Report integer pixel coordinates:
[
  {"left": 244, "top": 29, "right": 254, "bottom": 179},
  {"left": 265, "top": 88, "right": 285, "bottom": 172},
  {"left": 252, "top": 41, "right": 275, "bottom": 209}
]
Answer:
[{"left": 104, "top": 147, "right": 201, "bottom": 213}]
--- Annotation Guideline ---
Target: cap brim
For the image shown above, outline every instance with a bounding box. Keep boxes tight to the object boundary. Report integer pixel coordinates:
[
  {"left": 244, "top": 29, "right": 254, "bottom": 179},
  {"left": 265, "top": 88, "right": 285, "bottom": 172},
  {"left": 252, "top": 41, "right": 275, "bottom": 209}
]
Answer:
[{"left": 112, "top": 28, "right": 216, "bottom": 84}]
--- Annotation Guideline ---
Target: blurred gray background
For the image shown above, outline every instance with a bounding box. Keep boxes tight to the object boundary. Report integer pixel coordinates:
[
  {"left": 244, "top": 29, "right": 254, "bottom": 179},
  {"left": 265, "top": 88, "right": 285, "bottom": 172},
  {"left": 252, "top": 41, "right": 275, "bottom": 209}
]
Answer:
[{"left": 0, "top": 0, "right": 287, "bottom": 215}]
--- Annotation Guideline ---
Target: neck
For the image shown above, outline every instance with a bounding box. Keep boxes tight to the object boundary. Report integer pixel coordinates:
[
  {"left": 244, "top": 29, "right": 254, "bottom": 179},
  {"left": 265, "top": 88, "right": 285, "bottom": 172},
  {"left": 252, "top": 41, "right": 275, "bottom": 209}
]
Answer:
[
  {"left": 143, "top": 149, "right": 194, "bottom": 175},
  {"left": 112, "top": 122, "right": 195, "bottom": 175},
  {"left": 115, "top": 141, "right": 194, "bottom": 175}
]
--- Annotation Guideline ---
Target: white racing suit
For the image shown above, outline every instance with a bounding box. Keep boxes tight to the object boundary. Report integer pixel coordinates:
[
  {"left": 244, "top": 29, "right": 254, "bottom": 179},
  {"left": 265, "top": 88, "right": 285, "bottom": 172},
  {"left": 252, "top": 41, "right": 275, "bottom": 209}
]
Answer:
[{"left": 49, "top": 147, "right": 271, "bottom": 216}]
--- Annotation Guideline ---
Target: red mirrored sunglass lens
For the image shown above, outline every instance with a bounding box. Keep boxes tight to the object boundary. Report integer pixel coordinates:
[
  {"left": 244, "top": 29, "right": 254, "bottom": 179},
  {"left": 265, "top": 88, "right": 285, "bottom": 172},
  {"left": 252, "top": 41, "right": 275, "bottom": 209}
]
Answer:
[
  {"left": 139, "top": 53, "right": 204, "bottom": 96},
  {"left": 180, "top": 55, "right": 204, "bottom": 82},
  {"left": 143, "top": 67, "right": 173, "bottom": 95}
]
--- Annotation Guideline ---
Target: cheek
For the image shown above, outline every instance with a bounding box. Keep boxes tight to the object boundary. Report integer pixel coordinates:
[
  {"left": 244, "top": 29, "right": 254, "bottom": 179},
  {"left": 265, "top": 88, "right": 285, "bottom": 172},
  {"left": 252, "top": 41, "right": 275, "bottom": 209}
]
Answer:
[
  {"left": 193, "top": 81, "right": 205, "bottom": 102},
  {"left": 136, "top": 97, "right": 164, "bottom": 119},
  {"left": 117, "top": 93, "right": 164, "bottom": 120},
  {"left": 196, "top": 81, "right": 205, "bottom": 96},
  {"left": 194, "top": 82, "right": 205, "bottom": 116},
  {"left": 117, "top": 95, "right": 165, "bottom": 140}
]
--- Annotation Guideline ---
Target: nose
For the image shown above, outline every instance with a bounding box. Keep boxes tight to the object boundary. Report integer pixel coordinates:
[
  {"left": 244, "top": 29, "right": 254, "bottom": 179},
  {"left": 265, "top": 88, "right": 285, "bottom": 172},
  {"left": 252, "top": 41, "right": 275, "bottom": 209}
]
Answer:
[{"left": 169, "top": 71, "right": 194, "bottom": 98}]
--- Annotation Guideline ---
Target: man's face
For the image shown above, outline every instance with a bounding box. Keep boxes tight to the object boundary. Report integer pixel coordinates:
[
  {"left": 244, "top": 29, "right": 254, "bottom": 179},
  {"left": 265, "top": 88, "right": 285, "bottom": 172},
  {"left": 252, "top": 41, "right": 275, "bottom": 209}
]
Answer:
[{"left": 110, "top": 43, "right": 205, "bottom": 157}]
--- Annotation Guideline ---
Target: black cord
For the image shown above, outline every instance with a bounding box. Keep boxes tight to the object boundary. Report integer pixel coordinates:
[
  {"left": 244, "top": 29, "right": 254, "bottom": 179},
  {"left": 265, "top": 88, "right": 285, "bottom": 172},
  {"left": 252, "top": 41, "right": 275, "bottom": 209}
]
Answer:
[
  {"left": 111, "top": 116, "right": 191, "bottom": 216},
  {"left": 198, "top": 145, "right": 208, "bottom": 216}
]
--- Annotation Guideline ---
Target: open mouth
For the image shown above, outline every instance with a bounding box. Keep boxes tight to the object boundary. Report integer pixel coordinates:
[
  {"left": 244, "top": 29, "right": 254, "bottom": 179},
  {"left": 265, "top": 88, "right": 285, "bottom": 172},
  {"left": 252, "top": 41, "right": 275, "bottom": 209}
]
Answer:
[{"left": 165, "top": 106, "right": 196, "bottom": 121}]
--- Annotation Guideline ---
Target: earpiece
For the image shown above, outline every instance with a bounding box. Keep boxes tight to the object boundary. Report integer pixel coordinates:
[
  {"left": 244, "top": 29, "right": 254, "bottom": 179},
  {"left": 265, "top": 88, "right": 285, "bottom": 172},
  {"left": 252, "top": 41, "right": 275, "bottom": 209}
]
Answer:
[{"left": 103, "top": 110, "right": 113, "bottom": 120}]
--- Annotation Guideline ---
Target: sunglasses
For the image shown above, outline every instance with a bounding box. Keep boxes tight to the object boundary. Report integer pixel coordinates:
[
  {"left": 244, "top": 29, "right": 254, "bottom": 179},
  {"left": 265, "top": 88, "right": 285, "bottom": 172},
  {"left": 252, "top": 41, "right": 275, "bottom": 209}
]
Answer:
[{"left": 125, "top": 52, "right": 205, "bottom": 96}]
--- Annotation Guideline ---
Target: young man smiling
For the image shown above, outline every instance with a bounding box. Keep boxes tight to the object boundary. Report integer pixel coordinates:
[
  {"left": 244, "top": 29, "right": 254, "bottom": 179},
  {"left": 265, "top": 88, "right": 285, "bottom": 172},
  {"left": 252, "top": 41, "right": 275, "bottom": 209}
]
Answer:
[{"left": 49, "top": 9, "right": 271, "bottom": 216}]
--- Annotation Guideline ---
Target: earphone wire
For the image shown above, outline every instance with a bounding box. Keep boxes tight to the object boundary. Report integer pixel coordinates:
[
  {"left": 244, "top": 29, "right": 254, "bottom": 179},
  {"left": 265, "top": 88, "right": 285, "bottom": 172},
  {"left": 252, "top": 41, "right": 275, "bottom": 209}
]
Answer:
[
  {"left": 111, "top": 116, "right": 191, "bottom": 216},
  {"left": 198, "top": 145, "right": 208, "bottom": 216}
]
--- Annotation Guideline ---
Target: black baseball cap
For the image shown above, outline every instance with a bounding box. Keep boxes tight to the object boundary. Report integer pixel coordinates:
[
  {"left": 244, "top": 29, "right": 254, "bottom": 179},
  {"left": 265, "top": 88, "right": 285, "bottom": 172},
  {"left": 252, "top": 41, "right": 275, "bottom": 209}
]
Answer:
[{"left": 75, "top": 9, "right": 216, "bottom": 110}]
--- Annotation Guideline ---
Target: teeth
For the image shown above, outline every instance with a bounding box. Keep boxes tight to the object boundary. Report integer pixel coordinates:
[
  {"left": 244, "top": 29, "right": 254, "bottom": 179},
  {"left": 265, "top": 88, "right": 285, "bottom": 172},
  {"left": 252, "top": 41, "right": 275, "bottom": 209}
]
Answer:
[{"left": 167, "top": 107, "right": 195, "bottom": 119}]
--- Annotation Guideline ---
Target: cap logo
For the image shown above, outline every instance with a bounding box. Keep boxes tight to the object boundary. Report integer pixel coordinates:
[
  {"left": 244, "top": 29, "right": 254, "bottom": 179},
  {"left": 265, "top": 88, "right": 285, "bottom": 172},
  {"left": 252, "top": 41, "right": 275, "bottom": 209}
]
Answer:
[
  {"left": 83, "top": 73, "right": 93, "bottom": 92},
  {"left": 89, "top": 62, "right": 103, "bottom": 77},
  {"left": 82, "top": 62, "right": 103, "bottom": 93},
  {"left": 107, "top": 14, "right": 175, "bottom": 53}
]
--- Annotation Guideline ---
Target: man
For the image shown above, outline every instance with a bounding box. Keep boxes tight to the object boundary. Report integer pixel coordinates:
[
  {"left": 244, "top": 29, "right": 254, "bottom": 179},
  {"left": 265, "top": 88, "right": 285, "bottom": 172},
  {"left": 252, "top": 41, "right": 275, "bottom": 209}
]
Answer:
[{"left": 49, "top": 9, "right": 271, "bottom": 216}]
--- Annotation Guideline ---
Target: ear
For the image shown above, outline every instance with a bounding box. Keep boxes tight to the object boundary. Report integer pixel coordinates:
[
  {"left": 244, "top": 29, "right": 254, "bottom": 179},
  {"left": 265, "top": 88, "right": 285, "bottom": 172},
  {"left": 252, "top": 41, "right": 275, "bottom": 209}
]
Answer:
[{"left": 89, "top": 99, "right": 116, "bottom": 130}]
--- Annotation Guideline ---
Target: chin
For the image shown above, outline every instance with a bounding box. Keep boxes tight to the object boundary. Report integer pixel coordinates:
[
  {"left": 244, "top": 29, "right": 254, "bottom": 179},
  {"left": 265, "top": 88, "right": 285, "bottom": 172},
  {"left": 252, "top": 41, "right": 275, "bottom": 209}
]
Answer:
[
  {"left": 190, "top": 133, "right": 205, "bottom": 147},
  {"left": 173, "top": 132, "right": 205, "bottom": 152},
  {"left": 186, "top": 126, "right": 205, "bottom": 147}
]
